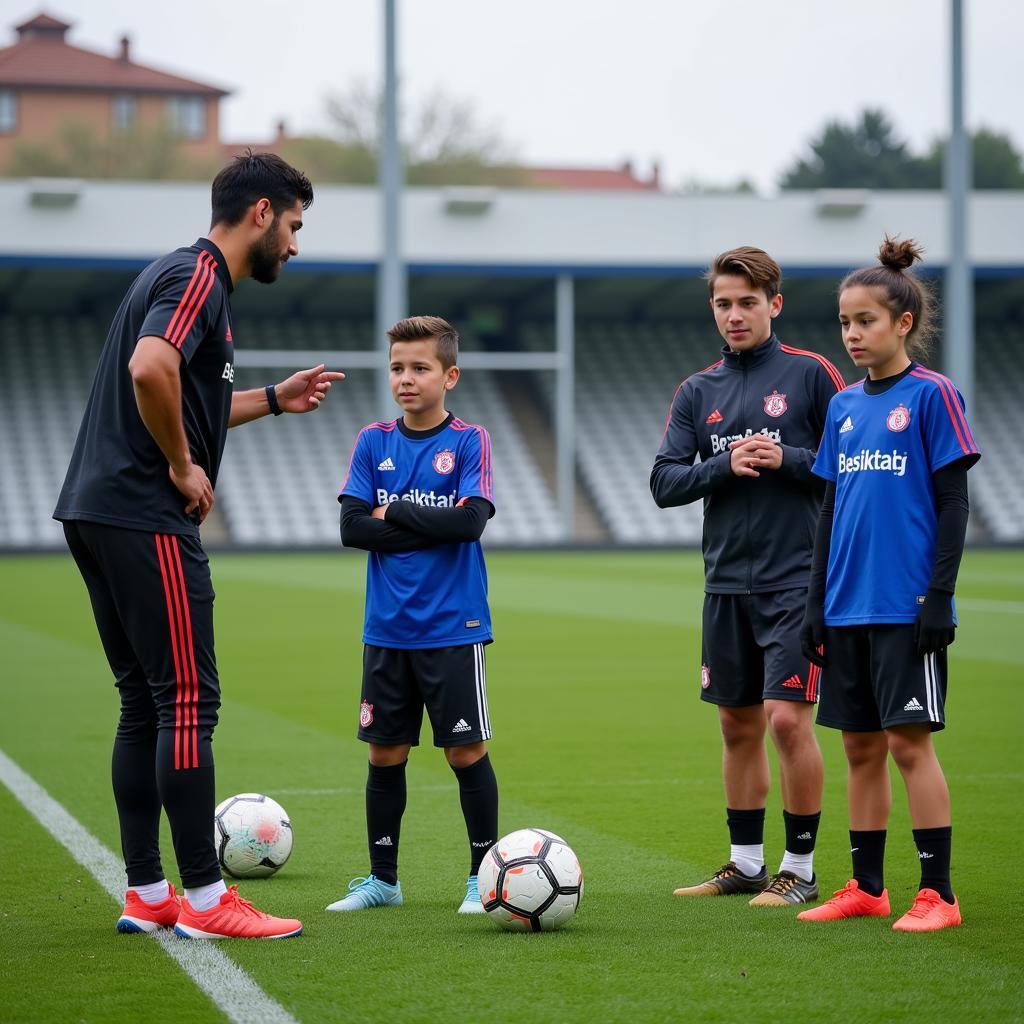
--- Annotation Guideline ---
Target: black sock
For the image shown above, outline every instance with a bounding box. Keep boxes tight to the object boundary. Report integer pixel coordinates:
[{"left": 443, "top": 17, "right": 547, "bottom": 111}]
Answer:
[
  {"left": 783, "top": 810, "right": 821, "bottom": 856},
  {"left": 726, "top": 807, "right": 765, "bottom": 848},
  {"left": 366, "top": 761, "right": 406, "bottom": 886},
  {"left": 850, "top": 829, "right": 887, "bottom": 897},
  {"left": 913, "top": 826, "right": 954, "bottom": 903},
  {"left": 452, "top": 753, "right": 498, "bottom": 875}
]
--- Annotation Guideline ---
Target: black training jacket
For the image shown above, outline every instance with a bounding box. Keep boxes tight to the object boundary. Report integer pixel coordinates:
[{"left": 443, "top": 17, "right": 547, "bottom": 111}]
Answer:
[{"left": 651, "top": 335, "right": 846, "bottom": 594}]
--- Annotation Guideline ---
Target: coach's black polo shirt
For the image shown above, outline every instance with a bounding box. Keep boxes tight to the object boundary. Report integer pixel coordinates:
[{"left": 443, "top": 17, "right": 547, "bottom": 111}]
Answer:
[{"left": 55, "top": 238, "right": 235, "bottom": 537}]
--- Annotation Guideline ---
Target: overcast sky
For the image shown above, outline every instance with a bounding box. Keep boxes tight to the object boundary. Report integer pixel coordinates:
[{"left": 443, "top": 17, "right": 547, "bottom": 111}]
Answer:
[{"left": 6, "top": 0, "right": 1022, "bottom": 192}]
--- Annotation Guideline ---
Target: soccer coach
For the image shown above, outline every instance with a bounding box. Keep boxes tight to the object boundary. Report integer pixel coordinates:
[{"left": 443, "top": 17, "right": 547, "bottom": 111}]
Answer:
[{"left": 53, "top": 153, "right": 343, "bottom": 939}]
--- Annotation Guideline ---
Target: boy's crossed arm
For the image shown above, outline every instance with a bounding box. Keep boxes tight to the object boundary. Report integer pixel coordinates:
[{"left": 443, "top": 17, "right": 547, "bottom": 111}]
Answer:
[{"left": 340, "top": 496, "right": 491, "bottom": 551}]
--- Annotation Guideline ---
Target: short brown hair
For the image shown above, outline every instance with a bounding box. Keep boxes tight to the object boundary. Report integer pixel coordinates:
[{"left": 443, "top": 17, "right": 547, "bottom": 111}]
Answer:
[
  {"left": 386, "top": 315, "right": 459, "bottom": 369},
  {"left": 705, "top": 246, "right": 782, "bottom": 300},
  {"left": 839, "top": 236, "right": 935, "bottom": 363}
]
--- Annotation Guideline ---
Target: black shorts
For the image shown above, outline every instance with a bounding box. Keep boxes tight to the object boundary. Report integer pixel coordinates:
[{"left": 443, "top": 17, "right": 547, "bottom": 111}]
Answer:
[
  {"left": 701, "top": 589, "right": 820, "bottom": 707},
  {"left": 817, "top": 625, "right": 947, "bottom": 733},
  {"left": 62, "top": 519, "right": 220, "bottom": 769},
  {"left": 357, "top": 642, "right": 492, "bottom": 748}
]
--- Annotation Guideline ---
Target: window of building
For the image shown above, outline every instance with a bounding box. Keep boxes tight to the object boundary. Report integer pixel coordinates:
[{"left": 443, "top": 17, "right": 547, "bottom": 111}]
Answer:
[
  {"left": 166, "top": 96, "right": 206, "bottom": 140},
  {"left": 0, "top": 90, "right": 17, "bottom": 134},
  {"left": 112, "top": 95, "right": 137, "bottom": 134}
]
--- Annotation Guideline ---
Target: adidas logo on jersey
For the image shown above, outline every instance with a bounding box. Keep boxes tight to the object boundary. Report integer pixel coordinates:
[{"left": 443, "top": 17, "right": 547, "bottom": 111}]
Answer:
[
  {"left": 705, "top": 409, "right": 724, "bottom": 424},
  {"left": 452, "top": 719, "right": 472, "bottom": 733},
  {"left": 377, "top": 457, "right": 397, "bottom": 471},
  {"left": 839, "top": 416, "right": 854, "bottom": 433},
  {"left": 904, "top": 697, "right": 924, "bottom": 711},
  {"left": 374, "top": 836, "right": 394, "bottom": 846}
]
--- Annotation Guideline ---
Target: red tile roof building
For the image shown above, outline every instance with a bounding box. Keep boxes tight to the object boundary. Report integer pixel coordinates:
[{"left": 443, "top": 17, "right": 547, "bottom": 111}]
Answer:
[{"left": 0, "top": 12, "right": 229, "bottom": 170}]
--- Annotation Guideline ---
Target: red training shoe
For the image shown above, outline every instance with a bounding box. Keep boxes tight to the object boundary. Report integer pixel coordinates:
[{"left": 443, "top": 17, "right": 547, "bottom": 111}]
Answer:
[
  {"left": 796, "top": 878, "right": 890, "bottom": 922},
  {"left": 116, "top": 884, "right": 182, "bottom": 933},
  {"left": 892, "top": 889, "right": 962, "bottom": 932},
  {"left": 174, "top": 886, "right": 302, "bottom": 939}
]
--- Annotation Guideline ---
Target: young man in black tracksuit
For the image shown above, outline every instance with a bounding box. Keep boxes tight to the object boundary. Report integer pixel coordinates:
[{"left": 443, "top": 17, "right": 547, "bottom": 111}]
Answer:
[{"left": 651, "top": 247, "right": 845, "bottom": 907}]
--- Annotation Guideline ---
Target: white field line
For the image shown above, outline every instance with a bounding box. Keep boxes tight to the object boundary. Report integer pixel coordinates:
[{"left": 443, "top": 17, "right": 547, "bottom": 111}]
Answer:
[{"left": 0, "top": 749, "right": 298, "bottom": 1024}]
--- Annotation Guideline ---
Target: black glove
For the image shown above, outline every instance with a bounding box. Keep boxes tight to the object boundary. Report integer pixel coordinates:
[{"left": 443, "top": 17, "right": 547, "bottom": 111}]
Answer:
[
  {"left": 913, "top": 588, "right": 956, "bottom": 654},
  {"left": 800, "top": 603, "right": 826, "bottom": 667}
]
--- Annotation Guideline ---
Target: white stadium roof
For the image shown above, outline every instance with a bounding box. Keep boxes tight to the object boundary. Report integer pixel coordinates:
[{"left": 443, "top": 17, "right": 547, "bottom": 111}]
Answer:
[{"left": 2, "top": 180, "right": 1023, "bottom": 273}]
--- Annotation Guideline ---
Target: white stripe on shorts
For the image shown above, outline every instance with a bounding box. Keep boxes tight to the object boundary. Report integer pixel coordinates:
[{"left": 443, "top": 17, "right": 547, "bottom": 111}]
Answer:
[
  {"left": 474, "top": 643, "right": 492, "bottom": 739},
  {"left": 923, "top": 652, "right": 937, "bottom": 722}
]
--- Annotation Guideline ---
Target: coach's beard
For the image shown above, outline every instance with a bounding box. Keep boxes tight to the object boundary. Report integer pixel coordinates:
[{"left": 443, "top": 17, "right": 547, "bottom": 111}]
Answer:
[{"left": 249, "top": 221, "right": 286, "bottom": 284}]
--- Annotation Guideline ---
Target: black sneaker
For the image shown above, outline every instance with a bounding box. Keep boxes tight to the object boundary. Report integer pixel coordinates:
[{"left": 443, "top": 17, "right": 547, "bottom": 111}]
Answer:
[
  {"left": 749, "top": 870, "right": 819, "bottom": 906},
  {"left": 673, "top": 862, "right": 769, "bottom": 897}
]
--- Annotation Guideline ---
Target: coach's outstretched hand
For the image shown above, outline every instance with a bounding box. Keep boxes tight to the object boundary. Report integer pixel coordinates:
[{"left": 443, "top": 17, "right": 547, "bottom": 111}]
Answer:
[
  {"left": 274, "top": 364, "right": 346, "bottom": 413},
  {"left": 913, "top": 589, "right": 956, "bottom": 655},
  {"left": 800, "top": 605, "right": 826, "bottom": 667}
]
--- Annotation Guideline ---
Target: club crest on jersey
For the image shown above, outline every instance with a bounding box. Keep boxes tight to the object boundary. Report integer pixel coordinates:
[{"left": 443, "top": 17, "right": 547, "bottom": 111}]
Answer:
[
  {"left": 701, "top": 664, "right": 711, "bottom": 690},
  {"left": 887, "top": 404, "right": 911, "bottom": 432},
  {"left": 763, "top": 391, "right": 787, "bottom": 417},
  {"left": 359, "top": 701, "right": 374, "bottom": 728},
  {"left": 433, "top": 449, "right": 456, "bottom": 474}
]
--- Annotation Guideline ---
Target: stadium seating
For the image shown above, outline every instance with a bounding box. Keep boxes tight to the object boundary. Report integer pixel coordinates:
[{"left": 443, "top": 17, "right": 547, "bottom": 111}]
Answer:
[{"left": 0, "top": 314, "right": 1019, "bottom": 548}]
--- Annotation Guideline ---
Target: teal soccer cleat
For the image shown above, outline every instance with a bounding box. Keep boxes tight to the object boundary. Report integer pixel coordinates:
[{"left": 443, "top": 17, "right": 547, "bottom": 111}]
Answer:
[
  {"left": 458, "top": 874, "right": 485, "bottom": 914},
  {"left": 325, "top": 875, "right": 403, "bottom": 912}
]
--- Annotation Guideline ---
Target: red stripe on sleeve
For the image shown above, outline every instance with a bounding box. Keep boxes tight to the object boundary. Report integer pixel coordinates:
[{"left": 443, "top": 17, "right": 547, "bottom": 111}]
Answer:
[
  {"left": 661, "top": 360, "right": 723, "bottom": 441},
  {"left": 164, "top": 252, "right": 211, "bottom": 346},
  {"left": 910, "top": 368, "right": 978, "bottom": 455},
  {"left": 170, "top": 256, "right": 216, "bottom": 350},
  {"left": 779, "top": 344, "right": 846, "bottom": 393}
]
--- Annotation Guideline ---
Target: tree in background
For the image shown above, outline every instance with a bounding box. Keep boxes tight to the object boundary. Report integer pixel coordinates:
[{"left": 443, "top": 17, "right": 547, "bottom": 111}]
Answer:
[
  {"left": 280, "top": 81, "right": 528, "bottom": 187},
  {"left": 780, "top": 109, "right": 931, "bottom": 189},
  {"left": 7, "top": 122, "right": 221, "bottom": 180},
  {"left": 781, "top": 108, "right": 1024, "bottom": 189}
]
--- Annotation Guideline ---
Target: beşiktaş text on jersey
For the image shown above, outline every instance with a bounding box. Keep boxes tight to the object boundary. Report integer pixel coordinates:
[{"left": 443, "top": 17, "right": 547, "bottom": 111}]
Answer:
[
  {"left": 813, "top": 364, "right": 980, "bottom": 625},
  {"left": 55, "top": 238, "right": 234, "bottom": 536},
  {"left": 651, "top": 335, "right": 845, "bottom": 593},
  {"left": 341, "top": 413, "right": 495, "bottom": 649}
]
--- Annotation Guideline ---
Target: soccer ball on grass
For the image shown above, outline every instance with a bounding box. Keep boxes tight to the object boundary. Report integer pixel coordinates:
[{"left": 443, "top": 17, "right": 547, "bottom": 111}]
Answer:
[
  {"left": 213, "top": 793, "right": 293, "bottom": 879},
  {"left": 478, "top": 828, "right": 583, "bottom": 931}
]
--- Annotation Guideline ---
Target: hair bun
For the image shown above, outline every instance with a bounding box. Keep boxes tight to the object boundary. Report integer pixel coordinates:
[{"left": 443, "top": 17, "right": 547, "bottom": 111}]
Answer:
[{"left": 878, "top": 235, "right": 923, "bottom": 272}]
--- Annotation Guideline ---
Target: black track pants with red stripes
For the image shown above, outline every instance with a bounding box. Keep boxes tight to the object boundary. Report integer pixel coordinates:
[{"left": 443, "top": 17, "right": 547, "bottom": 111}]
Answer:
[{"left": 63, "top": 520, "right": 222, "bottom": 887}]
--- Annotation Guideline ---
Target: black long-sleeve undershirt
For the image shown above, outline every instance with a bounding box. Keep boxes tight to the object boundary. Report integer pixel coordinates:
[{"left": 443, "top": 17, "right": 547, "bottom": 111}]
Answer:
[{"left": 339, "top": 495, "right": 491, "bottom": 553}]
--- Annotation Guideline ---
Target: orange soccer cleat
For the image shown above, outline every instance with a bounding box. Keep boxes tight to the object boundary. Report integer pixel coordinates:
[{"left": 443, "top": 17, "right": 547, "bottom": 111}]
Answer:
[
  {"left": 174, "top": 886, "right": 302, "bottom": 939},
  {"left": 796, "top": 878, "right": 890, "bottom": 922},
  {"left": 892, "top": 889, "right": 962, "bottom": 932},
  {"left": 116, "top": 884, "right": 182, "bottom": 933}
]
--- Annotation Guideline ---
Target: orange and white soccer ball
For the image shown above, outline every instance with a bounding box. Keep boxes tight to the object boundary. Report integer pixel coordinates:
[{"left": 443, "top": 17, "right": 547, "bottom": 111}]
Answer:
[{"left": 477, "top": 828, "right": 583, "bottom": 931}]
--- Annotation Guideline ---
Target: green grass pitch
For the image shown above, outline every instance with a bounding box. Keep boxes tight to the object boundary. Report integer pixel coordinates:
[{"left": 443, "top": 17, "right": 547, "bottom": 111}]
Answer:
[{"left": 1, "top": 549, "right": 1022, "bottom": 1023}]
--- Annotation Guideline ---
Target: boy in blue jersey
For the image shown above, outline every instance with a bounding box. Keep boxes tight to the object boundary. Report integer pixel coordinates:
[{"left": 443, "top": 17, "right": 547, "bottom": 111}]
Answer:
[
  {"left": 798, "top": 238, "right": 980, "bottom": 932},
  {"left": 328, "top": 316, "right": 498, "bottom": 915}
]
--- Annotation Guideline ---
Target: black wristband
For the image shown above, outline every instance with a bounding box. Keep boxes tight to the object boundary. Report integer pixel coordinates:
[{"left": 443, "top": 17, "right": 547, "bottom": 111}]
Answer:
[{"left": 265, "top": 384, "right": 283, "bottom": 416}]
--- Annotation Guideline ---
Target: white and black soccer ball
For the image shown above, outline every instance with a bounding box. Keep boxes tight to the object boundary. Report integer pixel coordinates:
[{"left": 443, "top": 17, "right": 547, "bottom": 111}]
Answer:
[
  {"left": 213, "top": 794, "right": 293, "bottom": 879},
  {"left": 478, "top": 828, "right": 583, "bottom": 932}
]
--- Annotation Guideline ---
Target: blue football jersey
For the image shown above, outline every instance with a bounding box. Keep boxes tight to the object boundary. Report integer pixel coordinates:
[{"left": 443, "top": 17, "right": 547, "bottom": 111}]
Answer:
[
  {"left": 813, "top": 366, "right": 980, "bottom": 626},
  {"left": 341, "top": 415, "right": 494, "bottom": 649}
]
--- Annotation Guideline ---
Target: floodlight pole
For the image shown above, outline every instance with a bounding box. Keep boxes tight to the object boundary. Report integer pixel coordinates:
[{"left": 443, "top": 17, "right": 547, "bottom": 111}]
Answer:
[
  {"left": 946, "top": 0, "right": 973, "bottom": 412},
  {"left": 555, "top": 274, "right": 575, "bottom": 540},
  {"left": 376, "top": 0, "right": 406, "bottom": 416}
]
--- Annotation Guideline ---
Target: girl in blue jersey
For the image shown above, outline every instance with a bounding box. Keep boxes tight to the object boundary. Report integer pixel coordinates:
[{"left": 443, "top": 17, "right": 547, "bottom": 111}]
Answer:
[{"left": 798, "top": 238, "right": 979, "bottom": 932}]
